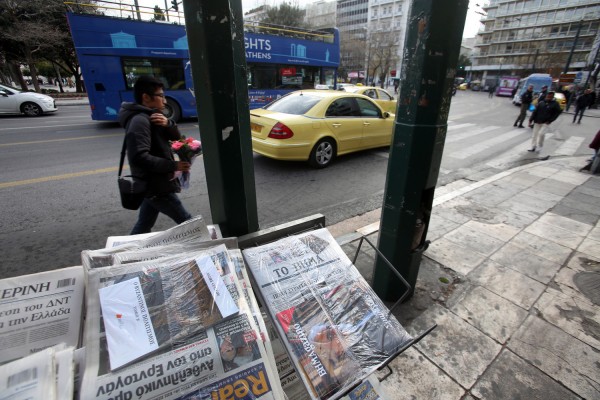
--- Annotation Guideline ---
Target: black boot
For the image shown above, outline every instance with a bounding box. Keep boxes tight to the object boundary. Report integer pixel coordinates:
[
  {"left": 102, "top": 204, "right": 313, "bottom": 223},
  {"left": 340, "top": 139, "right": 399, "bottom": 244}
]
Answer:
[{"left": 580, "top": 163, "right": 592, "bottom": 172}]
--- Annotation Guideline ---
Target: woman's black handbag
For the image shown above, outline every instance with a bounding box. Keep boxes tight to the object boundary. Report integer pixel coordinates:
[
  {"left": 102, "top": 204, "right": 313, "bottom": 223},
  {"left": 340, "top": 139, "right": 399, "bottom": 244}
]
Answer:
[{"left": 118, "top": 136, "right": 146, "bottom": 210}]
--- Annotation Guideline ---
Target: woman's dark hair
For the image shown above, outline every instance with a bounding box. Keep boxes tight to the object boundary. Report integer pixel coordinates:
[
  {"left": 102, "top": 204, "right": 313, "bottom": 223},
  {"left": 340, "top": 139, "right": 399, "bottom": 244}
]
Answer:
[{"left": 133, "top": 75, "right": 164, "bottom": 104}]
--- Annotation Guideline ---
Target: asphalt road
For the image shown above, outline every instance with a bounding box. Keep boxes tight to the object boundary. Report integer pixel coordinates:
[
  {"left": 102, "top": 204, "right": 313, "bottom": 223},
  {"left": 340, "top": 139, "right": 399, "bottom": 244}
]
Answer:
[{"left": 0, "top": 91, "right": 597, "bottom": 278}]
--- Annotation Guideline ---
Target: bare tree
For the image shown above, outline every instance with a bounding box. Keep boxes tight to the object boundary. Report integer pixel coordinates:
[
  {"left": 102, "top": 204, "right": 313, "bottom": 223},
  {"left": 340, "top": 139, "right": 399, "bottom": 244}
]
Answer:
[
  {"left": 369, "top": 31, "right": 399, "bottom": 88},
  {"left": 0, "top": 0, "right": 68, "bottom": 92},
  {"left": 339, "top": 32, "right": 366, "bottom": 82}
]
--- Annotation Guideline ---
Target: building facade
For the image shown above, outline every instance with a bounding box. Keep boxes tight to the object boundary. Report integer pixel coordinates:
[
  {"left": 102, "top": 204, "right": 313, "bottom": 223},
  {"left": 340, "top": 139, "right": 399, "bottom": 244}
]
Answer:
[
  {"left": 305, "top": 1, "right": 337, "bottom": 30},
  {"left": 366, "top": 0, "right": 410, "bottom": 86},
  {"left": 468, "top": 0, "right": 600, "bottom": 88}
]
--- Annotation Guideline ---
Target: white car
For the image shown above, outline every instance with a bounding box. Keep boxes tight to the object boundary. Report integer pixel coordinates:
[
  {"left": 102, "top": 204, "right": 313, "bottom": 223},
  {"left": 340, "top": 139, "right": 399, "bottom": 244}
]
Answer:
[{"left": 0, "top": 83, "right": 58, "bottom": 116}]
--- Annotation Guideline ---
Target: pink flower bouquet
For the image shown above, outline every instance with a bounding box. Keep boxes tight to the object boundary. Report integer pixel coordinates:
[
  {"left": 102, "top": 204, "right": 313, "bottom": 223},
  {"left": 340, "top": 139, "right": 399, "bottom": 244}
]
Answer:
[{"left": 170, "top": 136, "right": 202, "bottom": 189}]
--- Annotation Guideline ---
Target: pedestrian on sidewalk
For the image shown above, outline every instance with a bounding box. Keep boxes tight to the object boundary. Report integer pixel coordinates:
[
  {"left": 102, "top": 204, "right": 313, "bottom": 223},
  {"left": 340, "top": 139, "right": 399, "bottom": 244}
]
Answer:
[
  {"left": 579, "top": 129, "right": 600, "bottom": 173},
  {"left": 528, "top": 91, "right": 562, "bottom": 156},
  {"left": 573, "top": 89, "right": 593, "bottom": 124},
  {"left": 514, "top": 84, "right": 534, "bottom": 128},
  {"left": 118, "top": 75, "right": 193, "bottom": 234},
  {"left": 488, "top": 84, "right": 496, "bottom": 98},
  {"left": 538, "top": 85, "right": 548, "bottom": 101}
]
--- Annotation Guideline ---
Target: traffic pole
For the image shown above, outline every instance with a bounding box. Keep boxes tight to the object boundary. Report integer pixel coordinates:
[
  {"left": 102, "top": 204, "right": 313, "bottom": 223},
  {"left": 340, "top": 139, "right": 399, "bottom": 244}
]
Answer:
[{"left": 372, "top": 0, "right": 468, "bottom": 301}]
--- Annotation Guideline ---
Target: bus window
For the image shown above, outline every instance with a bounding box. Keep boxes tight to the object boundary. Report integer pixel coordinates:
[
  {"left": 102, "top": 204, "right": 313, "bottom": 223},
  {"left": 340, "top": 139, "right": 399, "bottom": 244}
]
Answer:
[{"left": 122, "top": 58, "right": 186, "bottom": 90}]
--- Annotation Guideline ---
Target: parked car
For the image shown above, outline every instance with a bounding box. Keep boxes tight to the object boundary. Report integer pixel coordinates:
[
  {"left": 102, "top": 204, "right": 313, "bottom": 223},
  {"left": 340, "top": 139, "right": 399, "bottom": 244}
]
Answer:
[
  {"left": 458, "top": 82, "right": 468, "bottom": 90},
  {"left": 0, "top": 83, "right": 58, "bottom": 116},
  {"left": 249, "top": 90, "right": 394, "bottom": 168},
  {"left": 341, "top": 86, "right": 397, "bottom": 114}
]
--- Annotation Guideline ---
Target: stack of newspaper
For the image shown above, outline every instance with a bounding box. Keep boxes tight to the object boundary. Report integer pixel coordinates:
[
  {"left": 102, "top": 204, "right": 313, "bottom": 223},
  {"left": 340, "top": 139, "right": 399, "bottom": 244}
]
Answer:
[
  {"left": 79, "top": 216, "right": 286, "bottom": 400},
  {"left": 243, "top": 228, "right": 413, "bottom": 400}
]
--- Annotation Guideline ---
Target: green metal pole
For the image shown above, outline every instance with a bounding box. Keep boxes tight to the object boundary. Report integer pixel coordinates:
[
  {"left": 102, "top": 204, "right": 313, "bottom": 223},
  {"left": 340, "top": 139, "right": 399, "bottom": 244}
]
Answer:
[
  {"left": 182, "top": 0, "right": 259, "bottom": 237},
  {"left": 372, "top": 0, "right": 468, "bottom": 301}
]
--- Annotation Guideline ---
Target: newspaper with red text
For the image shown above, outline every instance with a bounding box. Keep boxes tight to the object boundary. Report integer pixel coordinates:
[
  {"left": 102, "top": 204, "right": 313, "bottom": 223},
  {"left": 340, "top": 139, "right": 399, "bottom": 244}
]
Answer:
[{"left": 242, "top": 228, "right": 412, "bottom": 400}]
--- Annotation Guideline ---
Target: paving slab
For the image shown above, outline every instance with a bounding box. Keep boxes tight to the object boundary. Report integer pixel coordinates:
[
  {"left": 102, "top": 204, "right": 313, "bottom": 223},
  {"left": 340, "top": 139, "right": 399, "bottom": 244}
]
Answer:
[
  {"left": 534, "top": 287, "right": 600, "bottom": 350},
  {"left": 525, "top": 220, "right": 585, "bottom": 249},
  {"left": 471, "top": 349, "right": 582, "bottom": 400},
  {"left": 425, "top": 237, "right": 486, "bottom": 276},
  {"left": 450, "top": 285, "right": 528, "bottom": 344},
  {"left": 380, "top": 347, "right": 465, "bottom": 400},
  {"left": 468, "top": 259, "right": 546, "bottom": 310},
  {"left": 427, "top": 214, "right": 461, "bottom": 242},
  {"left": 408, "top": 304, "right": 502, "bottom": 389},
  {"left": 443, "top": 224, "right": 505, "bottom": 257},
  {"left": 490, "top": 242, "right": 562, "bottom": 284},
  {"left": 560, "top": 196, "right": 600, "bottom": 216},
  {"left": 462, "top": 219, "right": 521, "bottom": 242},
  {"left": 531, "top": 178, "right": 577, "bottom": 197},
  {"left": 508, "top": 316, "right": 600, "bottom": 399},
  {"left": 550, "top": 203, "right": 599, "bottom": 226},
  {"left": 577, "top": 237, "right": 600, "bottom": 260},
  {"left": 509, "top": 231, "right": 572, "bottom": 264}
]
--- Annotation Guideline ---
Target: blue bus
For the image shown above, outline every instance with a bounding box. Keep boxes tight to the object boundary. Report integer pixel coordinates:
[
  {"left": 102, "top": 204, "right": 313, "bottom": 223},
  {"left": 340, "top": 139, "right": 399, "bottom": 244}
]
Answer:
[{"left": 66, "top": 12, "right": 340, "bottom": 121}]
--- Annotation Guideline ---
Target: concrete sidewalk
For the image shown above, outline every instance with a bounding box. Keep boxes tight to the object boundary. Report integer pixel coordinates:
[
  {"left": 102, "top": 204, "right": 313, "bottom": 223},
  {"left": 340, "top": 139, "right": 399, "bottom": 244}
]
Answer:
[{"left": 330, "top": 155, "right": 600, "bottom": 399}]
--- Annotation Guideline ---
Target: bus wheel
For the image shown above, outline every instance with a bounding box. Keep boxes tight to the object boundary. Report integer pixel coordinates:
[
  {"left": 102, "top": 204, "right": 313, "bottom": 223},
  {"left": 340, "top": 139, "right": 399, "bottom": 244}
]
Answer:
[{"left": 164, "top": 98, "right": 181, "bottom": 122}]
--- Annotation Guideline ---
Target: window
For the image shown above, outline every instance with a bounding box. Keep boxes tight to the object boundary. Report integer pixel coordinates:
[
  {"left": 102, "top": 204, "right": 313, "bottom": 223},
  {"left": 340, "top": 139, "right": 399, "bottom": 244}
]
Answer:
[
  {"left": 122, "top": 58, "right": 186, "bottom": 90},
  {"left": 265, "top": 94, "right": 321, "bottom": 115},
  {"left": 326, "top": 98, "right": 358, "bottom": 117},
  {"left": 377, "top": 89, "right": 393, "bottom": 101},
  {"left": 356, "top": 97, "right": 381, "bottom": 117}
]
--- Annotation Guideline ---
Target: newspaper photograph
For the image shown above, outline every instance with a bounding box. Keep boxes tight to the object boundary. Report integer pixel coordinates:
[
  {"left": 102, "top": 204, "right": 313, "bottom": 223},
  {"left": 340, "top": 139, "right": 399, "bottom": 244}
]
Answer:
[
  {"left": 0, "top": 266, "right": 84, "bottom": 365},
  {"left": 242, "top": 228, "right": 413, "bottom": 400},
  {"left": 81, "top": 243, "right": 285, "bottom": 400}
]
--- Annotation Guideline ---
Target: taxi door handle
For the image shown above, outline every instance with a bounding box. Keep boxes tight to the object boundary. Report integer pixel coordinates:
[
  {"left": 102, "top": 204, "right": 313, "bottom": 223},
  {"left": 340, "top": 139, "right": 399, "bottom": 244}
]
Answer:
[
  {"left": 363, "top": 122, "right": 370, "bottom": 126},
  {"left": 332, "top": 123, "right": 341, "bottom": 127}
]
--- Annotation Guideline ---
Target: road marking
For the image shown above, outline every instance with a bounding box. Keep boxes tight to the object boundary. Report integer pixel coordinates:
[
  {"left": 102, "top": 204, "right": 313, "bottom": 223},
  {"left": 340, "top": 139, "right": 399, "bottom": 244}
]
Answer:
[
  {"left": 446, "top": 125, "right": 500, "bottom": 144},
  {"left": 0, "top": 167, "right": 120, "bottom": 189},
  {"left": 447, "top": 123, "right": 475, "bottom": 131},
  {"left": 0, "top": 133, "right": 123, "bottom": 147},
  {"left": 554, "top": 136, "right": 585, "bottom": 156},
  {"left": 449, "top": 128, "right": 523, "bottom": 160},
  {"left": 0, "top": 123, "right": 94, "bottom": 132}
]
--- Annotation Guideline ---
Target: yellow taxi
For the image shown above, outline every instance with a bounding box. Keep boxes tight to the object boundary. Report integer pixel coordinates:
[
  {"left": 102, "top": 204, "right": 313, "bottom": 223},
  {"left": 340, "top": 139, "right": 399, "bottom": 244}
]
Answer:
[
  {"left": 250, "top": 90, "right": 394, "bottom": 168},
  {"left": 531, "top": 92, "right": 567, "bottom": 111},
  {"left": 340, "top": 86, "right": 397, "bottom": 114}
]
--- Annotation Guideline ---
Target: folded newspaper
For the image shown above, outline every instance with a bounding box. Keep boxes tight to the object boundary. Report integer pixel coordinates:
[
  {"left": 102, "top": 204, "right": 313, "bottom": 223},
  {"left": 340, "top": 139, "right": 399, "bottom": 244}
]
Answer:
[
  {"left": 81, "top": 240, "right": 285, "bottom": 400},
  {"left": 242, "top": 228, "right": 413, "bottom": 400},
  {"left": 82, "top": 216, "right": 213, "bottom": 269},
  {"left": 0, "top": 344, "right": 75, "bottom": 400},
  {"left": 0, "top": 266, "right": 84, "bottom": 365}
]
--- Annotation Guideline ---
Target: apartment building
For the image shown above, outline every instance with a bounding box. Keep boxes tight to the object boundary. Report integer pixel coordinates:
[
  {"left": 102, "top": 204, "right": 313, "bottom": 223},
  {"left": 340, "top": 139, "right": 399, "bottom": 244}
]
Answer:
[
  {"left": 469, "top": 0, "right": 600, "bottom": 86},
  {"left": 305, "top": 1, "right": 337, "bottom": 30}
]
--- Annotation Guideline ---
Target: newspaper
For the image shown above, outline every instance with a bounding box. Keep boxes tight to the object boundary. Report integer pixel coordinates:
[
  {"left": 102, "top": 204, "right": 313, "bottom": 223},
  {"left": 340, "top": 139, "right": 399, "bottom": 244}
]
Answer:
[
  {"left": 90, "top": 253, "right": 239, "bottom": 370},
  {"left": 0, "top": 345, "right": 61, "bottom": 400},
  {"left": 81, "top": 243, "right": 285, "bottom": 400},
  {"left": 55, "top": 346, "right": 75, "bottom": 400},
  {"left": 0, "top": 266, "right": 84, "bottom": 365},
  {"left": 104, "top": 224, "right": 222, "bottom": 249},
  {"left": 263, "top": 310, "right": 311, "bottom": 400},
  {"left": 82, "top": 216, "right": 212, "bottom": 269},
  {"left": 242, "top": 228, "right": 413, "bottom": 400},
  {"left": 340, "top": 375, "right": 391, "bottom": 400}
]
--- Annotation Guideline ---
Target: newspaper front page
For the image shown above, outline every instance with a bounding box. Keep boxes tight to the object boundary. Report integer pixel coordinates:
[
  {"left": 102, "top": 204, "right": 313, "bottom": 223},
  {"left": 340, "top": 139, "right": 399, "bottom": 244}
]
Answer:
[
  {"left": 242, "top": 228, "right": 413, "bottom": 400},
  {"left": 81, "top": 243, "right": 284, "bottom": 400},
  {"left": 0, "top": 266, "right": 84, "bottom": 365}
]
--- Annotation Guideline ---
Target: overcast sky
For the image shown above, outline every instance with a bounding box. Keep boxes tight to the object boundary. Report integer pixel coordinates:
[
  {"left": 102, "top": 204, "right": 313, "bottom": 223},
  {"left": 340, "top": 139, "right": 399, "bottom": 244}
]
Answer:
[{"left": 134, "top": 0, "right": 484, "bottom": 38}]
